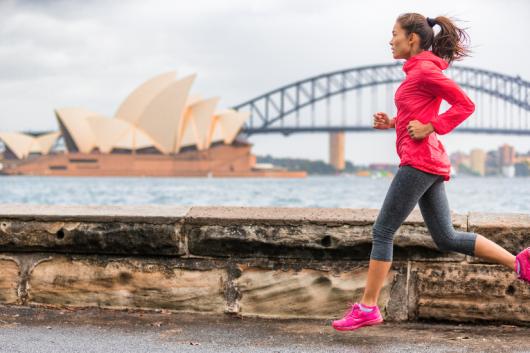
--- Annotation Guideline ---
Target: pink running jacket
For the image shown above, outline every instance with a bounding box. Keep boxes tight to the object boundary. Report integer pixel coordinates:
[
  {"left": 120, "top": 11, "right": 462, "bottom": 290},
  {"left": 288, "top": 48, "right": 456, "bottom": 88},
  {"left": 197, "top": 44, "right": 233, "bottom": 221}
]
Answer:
[{"left": 392, "top": 50, "right": 475, "bottom": 181}]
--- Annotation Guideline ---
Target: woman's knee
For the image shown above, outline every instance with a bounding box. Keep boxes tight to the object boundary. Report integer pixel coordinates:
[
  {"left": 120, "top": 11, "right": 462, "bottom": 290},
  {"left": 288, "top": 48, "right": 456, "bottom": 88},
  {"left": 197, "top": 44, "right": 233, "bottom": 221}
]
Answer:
[
  {"left": 432, "top": 230, "right": 475, "bottom": 255},
  {"left": 433, "top": 235, "right": 456, "bottom": 252},
  {"left": 428, "top": 222, "right": 457, "bottom": 250},
  {"left": 372, "top": 223, "right": 396, "bottom": 244},
  {"left": 370, "top": 223, "right": 396, "bottom": 261}
]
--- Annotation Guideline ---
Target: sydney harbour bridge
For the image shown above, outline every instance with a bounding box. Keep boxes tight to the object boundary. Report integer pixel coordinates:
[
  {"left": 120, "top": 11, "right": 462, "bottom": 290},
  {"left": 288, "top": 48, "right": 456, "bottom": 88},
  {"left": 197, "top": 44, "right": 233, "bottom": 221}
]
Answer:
[{"left": 233, "top": 62, "right": 530, "bottom": 170}]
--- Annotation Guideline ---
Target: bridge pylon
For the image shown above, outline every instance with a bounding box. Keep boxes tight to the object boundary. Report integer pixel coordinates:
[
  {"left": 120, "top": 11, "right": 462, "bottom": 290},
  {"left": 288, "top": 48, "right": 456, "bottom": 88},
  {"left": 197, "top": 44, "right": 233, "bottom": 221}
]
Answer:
[{"left": 329, "top": 131, "right": 345, "bottom": 172}]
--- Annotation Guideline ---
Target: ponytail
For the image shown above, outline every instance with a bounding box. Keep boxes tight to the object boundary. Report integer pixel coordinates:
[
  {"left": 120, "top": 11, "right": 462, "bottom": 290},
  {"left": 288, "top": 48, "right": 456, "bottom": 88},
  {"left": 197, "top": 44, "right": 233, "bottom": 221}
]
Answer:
[{"left": 430, "top": 16, "right": 471, "bottom": 63}]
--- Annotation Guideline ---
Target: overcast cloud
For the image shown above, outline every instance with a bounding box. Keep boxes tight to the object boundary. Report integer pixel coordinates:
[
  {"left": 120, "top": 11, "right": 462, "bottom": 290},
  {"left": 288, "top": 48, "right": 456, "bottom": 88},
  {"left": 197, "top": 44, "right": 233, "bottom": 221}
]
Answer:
[{"left": 0, "top": 0, "right": 528, "bottom": 164}]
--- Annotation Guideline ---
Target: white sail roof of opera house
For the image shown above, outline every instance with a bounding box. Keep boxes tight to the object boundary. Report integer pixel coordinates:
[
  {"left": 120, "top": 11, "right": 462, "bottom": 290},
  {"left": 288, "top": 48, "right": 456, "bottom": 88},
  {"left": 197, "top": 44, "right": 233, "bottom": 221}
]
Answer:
[
  {"left": 54, "top": 108, "right": 99, "bottom": 153},
  {"left": 36, "top": 131, "right": 62, "bottom": 154},
  {"left": 85, "top": 116, "right": 161, "bottom": 153},
  {"left": 179, "top": 97, "right": 220, "bottom": 151},
  {"left": 52, "top": 71, "right": 250, "bottom": 155},
  {"left": 131, "top": 74, "right": 196, "bottom": 154},
  {"left": 213, "top": 110, "right": 252, "bottom": 144},
  {"left": 112, "top": 125, "right": 161, "bottom": 151},
  {"left": 114, "top": 71, "right": 177, "bottom": 125},
  {"left": 0, "top": 131, "right": 61, "bottom": 159}
]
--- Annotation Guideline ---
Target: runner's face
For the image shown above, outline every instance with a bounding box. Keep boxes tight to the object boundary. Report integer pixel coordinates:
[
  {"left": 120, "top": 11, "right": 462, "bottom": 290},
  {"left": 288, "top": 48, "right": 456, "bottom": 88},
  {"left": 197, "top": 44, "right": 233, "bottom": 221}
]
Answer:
[{"left": 390, "top": 22, "right": 412, "bottom": 60}]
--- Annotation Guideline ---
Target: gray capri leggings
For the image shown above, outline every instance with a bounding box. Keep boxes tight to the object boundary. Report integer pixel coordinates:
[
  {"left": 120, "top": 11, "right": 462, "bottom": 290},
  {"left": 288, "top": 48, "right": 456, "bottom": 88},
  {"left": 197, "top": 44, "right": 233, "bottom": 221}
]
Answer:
[{"left": 370, "top": 165, "right": 477, "bottom": 261}]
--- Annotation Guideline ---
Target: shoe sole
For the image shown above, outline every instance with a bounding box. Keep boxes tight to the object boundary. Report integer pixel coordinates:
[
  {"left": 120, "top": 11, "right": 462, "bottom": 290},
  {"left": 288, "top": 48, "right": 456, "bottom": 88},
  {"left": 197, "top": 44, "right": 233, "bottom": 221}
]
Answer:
[{"left": 332, "top": 317, "right": 384, "bottom": 331}]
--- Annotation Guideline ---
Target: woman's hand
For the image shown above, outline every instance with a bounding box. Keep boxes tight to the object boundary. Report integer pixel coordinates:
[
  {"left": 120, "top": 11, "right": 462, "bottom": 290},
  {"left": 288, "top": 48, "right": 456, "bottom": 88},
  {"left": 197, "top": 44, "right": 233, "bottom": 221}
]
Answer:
[
  {"left": 407, "top": 120, "right": 434, "bottom": 140},
  {"left": 373, "top": 112, "right": 393, "bottom": 129}
]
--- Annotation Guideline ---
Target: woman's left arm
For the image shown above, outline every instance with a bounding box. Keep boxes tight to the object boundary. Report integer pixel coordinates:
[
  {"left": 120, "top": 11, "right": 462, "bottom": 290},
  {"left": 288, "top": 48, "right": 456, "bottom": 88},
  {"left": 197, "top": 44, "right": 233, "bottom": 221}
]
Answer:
[{"left": 422, "top": 63, "right": 475, "bottom": 135}]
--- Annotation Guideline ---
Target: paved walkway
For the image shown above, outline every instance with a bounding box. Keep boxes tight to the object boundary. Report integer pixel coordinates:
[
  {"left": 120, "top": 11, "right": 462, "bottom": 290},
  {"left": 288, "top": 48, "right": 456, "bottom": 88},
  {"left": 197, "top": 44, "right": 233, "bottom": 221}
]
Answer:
[{"left": 0, "top": 306, "right": 528, "bottom": 353}]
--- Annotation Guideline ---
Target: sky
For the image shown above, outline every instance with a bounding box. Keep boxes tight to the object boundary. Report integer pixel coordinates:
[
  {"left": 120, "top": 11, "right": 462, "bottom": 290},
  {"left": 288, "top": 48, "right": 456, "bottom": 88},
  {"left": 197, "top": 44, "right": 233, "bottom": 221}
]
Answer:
[{"left": 0, "top": 0, "right": 529, "bottom": 165}]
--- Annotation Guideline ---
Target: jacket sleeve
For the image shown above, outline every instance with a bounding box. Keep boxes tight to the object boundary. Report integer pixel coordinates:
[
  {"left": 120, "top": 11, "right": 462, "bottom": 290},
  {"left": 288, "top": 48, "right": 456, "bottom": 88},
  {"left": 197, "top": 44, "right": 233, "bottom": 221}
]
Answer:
[{"left": 421, "top": 63, "right": 475, "bottom": 135}]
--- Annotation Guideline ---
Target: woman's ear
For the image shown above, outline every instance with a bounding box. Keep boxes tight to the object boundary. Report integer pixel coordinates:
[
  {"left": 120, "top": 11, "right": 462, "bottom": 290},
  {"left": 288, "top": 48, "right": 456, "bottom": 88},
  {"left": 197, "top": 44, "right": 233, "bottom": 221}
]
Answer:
[
  {"left": 408, "top": 32, "right": 420, "bottom": 47},
  {"left": 408, "top": 32, "right": 416, "bottom": 45}
]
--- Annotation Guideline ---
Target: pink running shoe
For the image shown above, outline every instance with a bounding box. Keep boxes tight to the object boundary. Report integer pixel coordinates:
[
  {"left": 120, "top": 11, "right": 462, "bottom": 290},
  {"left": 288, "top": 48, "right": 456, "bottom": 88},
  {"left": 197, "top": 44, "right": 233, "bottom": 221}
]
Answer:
[
  {"left": 515, "top": 247, "right": 530, "bottom": 284},
  {"left": 331, "top": 303, "right": 383, "bottom": 331}
]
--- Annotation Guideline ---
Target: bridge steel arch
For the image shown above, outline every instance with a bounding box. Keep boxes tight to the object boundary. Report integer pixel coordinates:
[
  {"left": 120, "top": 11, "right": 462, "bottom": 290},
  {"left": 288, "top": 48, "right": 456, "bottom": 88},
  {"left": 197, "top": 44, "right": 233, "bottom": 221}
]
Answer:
[{"left": 233, "top": 62, "right": 530, "bottom": 136}]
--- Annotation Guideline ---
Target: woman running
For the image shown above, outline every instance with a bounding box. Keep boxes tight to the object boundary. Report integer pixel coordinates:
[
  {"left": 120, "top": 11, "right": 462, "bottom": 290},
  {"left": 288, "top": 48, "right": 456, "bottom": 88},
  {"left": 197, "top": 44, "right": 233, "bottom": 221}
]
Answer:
[{"left": 331, "top": 13, "right": 530, "bottom": 332}]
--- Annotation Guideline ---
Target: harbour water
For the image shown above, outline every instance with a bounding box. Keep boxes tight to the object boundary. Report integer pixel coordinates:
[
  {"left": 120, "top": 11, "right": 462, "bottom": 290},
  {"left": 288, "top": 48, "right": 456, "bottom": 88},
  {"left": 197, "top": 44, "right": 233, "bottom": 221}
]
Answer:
[{"left": 0, "top": 175, "right": 528, "bottom": 214}]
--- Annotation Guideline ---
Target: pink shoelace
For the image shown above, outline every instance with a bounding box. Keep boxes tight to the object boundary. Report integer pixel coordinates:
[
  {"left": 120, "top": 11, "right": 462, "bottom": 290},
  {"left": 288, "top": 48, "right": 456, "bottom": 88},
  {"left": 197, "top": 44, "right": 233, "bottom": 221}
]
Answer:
[{"left": 340, "top": 302, "right": 360, "bottom": 318}]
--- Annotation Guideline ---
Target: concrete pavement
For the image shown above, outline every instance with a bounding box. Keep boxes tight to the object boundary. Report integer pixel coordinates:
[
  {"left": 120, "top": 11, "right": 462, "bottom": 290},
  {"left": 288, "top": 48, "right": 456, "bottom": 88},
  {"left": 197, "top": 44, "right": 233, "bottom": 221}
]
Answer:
[{"left": 0, "top": 306, "right": 528, "bottom": 353}]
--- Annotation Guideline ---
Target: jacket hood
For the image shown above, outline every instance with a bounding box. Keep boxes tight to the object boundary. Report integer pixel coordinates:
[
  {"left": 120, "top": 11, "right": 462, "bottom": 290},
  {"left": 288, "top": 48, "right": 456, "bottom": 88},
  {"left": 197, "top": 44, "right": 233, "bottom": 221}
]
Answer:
[{"left": 403, "top": 50, "right": 448, "bottom": 73}]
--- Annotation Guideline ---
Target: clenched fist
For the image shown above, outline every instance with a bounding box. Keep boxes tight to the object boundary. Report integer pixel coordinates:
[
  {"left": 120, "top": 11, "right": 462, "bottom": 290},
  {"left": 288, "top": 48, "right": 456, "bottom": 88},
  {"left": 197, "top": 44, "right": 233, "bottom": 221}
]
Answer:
[
  {"left": 407, "top": 120, "right": 434, "bottom": 140},
  {"left": 372, "top": 112, "right": 393, "bottom": 130}
]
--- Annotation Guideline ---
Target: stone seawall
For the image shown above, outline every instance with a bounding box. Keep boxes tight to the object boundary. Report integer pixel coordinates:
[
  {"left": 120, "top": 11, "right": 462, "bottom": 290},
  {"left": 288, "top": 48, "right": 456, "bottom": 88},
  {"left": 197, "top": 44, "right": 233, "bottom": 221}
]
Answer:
[{"left": 0, "top": 205, "right": 529, "bottom": 325}]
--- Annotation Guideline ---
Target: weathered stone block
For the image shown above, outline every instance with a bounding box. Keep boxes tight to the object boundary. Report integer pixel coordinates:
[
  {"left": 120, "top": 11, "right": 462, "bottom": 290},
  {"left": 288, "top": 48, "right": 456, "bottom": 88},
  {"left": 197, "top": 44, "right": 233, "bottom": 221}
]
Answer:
[
  {"left": 28, "top": 256, "right": 227, "bottom": 312},
  {"left": 384, "top": 262, "right": 410, "bottom": 321},
  {"left": 0, "top": 221, "right": 185, "bottom": 256},
  {"left": 411, "top": 263, "right": 530, "bottom": 323},
  {"left": 186, "top": 206, "right": 380, "bottom": 225},
  {"left": 235, "top": 263, "right": 396, "bottom": 319},
  {"left": 186, "top": 210, "right": 466, "bottom": 261},
  {"left": 0, "top": 257, "right": 19, "bottom": 304},
  {"left": 0, "top": 205, "right": 190, "bottom": 224},
  {"left": 186, "top": 206, "right": 466, "bottom": 226}
]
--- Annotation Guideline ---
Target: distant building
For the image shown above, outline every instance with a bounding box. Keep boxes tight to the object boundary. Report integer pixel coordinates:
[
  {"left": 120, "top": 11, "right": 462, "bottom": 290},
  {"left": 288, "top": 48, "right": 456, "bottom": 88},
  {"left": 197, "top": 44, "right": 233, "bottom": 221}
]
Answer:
[
  {"left": 499, "top": 144, "right": 516, "bottom": 166},
  {"left": 499, "top": 144, "right": 516, "bottom": 177},
  {"left": 445, "top": 145, "right": 524, "bottom": 177},
  {"left": 469, "top": 148, "right": 486, "bottom": 176},
  {"left": 501, "top": 165, "right": 515, "bottom": 177},
  {"left": 513, "top": 150, "right": 529, "bottom": 177},
  {"left": 450, "top": 151, "right": 470, "bottom": 174},
  {"left": 486, "top": 150, "right": 500, "bottom": 176},
  {"left": 515, "top": 162, "right": 529, "bottom": 177},
  {"left": 516, "top": 155, "right": 530, "bottom": 164}
]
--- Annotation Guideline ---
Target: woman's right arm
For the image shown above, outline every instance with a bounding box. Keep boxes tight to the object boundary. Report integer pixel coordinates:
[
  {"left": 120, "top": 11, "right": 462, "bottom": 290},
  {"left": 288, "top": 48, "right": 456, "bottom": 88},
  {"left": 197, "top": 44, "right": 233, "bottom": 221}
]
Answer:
[{"left": 373, "top": 112, "right": 396, "bottom": 129}]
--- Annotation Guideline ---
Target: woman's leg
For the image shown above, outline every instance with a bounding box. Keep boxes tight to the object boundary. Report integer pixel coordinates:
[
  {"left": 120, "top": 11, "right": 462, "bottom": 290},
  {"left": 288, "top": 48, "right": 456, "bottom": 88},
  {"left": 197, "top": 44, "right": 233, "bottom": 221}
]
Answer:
[
  {"left": 360, "top": 260, "right": 392, "bottom": 306},
  {"left": 418, "top": 179, "right": 515, "bottom": 270},
  {"left": 360, "top": 166, "right": 440, "bottom": 306},
  {"left": 474, "top": 236, "right": 516, "bottom": 269}
]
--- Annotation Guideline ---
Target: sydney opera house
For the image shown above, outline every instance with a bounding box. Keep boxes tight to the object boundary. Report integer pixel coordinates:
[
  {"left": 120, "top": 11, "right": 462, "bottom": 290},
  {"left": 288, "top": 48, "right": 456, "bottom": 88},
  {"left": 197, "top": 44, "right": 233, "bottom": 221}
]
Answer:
[{"left": 0, "top": 72, "right": 305, "bottom": 177}]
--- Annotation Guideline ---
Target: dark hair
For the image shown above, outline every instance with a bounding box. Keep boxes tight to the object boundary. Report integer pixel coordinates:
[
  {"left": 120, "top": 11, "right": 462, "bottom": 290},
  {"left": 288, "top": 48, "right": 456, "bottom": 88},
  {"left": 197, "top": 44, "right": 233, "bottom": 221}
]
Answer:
[{"left": 396, "top": 13, "right": 470, "bottom": 64}]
